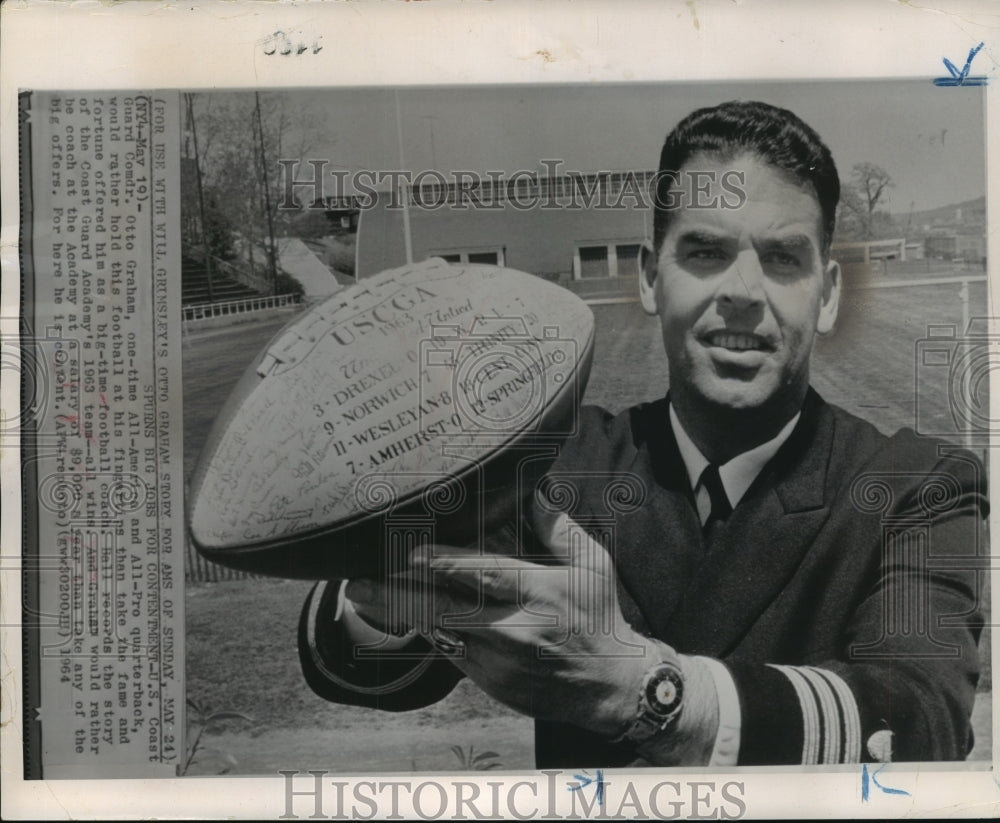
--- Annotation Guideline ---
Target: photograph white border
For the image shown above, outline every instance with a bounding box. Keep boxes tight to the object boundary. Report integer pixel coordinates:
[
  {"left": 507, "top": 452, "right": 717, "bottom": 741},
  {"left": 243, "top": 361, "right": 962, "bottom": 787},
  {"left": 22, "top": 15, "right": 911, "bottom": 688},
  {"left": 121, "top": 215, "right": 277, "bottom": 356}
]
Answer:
[{"left": 2, "top": 0, "right": 998, "bottom": 818}]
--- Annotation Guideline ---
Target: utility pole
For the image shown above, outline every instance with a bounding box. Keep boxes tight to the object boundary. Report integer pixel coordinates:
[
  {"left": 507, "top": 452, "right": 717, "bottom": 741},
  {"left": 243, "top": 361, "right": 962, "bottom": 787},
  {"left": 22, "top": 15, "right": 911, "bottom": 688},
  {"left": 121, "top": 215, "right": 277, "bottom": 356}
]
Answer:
[
  {"left": 255, "top": 91, "right": 279, "bottom": 292},
  {"left": 394, "top": 89, "right": 414, "bottom": 264},
  {"left": 185, "top": 93, "right": 214, "bottom": 302},
  {"left": 421, "top": 114, "right": 438, "bottom": 169}
]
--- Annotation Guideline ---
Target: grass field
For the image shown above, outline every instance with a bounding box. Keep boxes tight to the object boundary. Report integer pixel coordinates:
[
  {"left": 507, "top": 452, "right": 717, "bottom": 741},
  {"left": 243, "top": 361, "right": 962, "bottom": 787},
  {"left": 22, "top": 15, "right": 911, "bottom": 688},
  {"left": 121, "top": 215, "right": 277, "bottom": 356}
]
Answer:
[{"left": 183, "top": 279, "right": 991, "bottom": 774}]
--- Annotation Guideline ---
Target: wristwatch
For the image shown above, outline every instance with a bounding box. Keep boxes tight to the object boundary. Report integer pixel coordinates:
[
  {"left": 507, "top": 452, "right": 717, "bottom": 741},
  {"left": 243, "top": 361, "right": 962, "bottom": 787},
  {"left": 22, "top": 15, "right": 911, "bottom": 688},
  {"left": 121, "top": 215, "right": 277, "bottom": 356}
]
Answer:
[{"left": 613, "top": 660, "right": 685, "bottom": 745}]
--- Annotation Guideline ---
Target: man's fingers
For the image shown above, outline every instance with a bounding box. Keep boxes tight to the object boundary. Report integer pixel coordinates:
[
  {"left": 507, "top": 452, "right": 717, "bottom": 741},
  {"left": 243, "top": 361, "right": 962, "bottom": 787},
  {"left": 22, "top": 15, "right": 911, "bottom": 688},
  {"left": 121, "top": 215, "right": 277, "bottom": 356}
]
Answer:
[
  {"left": 414, "top": 546, "right": 551, "bottom": 603},
  {"left": 347, "top": 576, "right": 451, "bottom": 633},
  {"left": 532, "top": 510, "right": 616, "bottom": 577},
  {"left": 345, "top": 526, "right": 616, "bottom": 632}
]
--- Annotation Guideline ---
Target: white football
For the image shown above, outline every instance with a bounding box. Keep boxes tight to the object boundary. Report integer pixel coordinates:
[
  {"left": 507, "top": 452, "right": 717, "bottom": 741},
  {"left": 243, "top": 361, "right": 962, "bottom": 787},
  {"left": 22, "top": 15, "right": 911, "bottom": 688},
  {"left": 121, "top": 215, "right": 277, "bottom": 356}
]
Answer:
[{"left": 188, "top": 258, "right": 595, "bottom": 578}]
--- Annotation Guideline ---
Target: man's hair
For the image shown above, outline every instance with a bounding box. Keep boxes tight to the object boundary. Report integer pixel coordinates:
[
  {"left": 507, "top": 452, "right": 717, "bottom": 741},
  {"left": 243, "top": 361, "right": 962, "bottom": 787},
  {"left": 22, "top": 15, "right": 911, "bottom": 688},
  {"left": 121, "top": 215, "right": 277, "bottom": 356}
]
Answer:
[{"left": 653, "top": 100, "right": 840, "bottom": 259}]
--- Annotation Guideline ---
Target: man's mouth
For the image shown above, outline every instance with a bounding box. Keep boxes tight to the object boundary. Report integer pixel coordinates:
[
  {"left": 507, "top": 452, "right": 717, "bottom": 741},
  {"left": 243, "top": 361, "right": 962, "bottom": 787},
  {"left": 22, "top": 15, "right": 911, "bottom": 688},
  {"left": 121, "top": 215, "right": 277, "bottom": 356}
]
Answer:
[{"left": 702, "top": 331, "right": 772, "bottom": 352}]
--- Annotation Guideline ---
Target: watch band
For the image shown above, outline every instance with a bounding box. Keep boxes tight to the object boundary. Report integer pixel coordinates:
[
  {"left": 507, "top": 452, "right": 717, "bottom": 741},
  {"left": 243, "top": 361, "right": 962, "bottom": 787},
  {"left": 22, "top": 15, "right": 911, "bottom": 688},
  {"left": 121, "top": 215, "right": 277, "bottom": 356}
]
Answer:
[{"left": 613, "top": 659, "right": 685, "bottom": 745}]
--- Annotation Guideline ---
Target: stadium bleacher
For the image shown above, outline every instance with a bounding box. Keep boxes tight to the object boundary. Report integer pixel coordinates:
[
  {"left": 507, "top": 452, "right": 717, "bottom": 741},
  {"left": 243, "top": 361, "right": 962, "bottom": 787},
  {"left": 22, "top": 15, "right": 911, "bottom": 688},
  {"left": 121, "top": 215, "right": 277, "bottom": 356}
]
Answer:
[{"left": 181, "top": 256, "right": 265, "bottom": 306}]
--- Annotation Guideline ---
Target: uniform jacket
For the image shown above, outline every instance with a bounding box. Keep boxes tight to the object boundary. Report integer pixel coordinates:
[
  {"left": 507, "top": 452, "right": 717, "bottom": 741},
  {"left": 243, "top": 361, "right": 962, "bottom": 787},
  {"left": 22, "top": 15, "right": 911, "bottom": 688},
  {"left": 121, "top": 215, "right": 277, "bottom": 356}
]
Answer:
[{"left": 299, "top": 389, "right": 987, "bottom": 766}]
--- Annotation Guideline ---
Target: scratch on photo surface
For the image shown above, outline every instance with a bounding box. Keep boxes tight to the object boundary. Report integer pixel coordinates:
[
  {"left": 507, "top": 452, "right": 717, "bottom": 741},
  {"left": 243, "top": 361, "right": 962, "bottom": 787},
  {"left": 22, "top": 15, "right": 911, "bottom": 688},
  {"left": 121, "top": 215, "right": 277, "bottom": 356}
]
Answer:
[
  {"left": 0, "top": 632, "right": 17, "bottom": 728},
  {"left": 44, "top": 780, "right": 72, "bottom": 818}
]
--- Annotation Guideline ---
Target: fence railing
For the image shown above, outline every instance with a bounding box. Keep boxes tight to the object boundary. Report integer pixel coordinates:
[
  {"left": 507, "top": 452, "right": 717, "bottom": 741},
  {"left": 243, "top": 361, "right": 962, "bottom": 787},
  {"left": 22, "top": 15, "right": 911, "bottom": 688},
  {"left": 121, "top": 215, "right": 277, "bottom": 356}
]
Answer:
[
  {"left": 183, "top": 241, "right": 274, "bottom": 296},
  {"left": 186, "top": 538, "right": 260, "bottom": 583},
  {"left": 182, "top": 293, "right": 301, "bottom": 323}
]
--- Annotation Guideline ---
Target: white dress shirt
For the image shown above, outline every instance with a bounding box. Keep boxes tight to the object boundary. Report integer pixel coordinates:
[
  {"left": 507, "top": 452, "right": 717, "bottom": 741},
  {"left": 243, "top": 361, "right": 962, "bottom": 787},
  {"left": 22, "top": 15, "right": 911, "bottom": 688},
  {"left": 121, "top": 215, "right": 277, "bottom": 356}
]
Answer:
[{"left": 669, "top": 404, "right": 801, "bottom": 523}]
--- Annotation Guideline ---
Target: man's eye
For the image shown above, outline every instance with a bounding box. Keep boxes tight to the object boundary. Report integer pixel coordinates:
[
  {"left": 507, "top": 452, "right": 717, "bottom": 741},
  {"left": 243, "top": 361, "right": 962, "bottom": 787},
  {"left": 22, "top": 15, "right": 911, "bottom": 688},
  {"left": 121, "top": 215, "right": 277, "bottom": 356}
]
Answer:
[
  {"left": 762, "top": 251, "right": 802, "bottom": 268},
  {"left": 687, "top": 248, "right": 727, "bottom": 261},
  {"left": 680, "top": 247, "right": 730, "bottom": 273}
]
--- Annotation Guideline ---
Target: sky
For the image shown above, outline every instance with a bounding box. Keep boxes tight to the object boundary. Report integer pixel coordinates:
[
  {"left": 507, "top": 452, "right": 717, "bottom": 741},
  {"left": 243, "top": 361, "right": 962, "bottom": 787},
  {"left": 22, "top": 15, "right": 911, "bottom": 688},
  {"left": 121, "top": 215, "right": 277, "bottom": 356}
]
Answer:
[{"left": 204, "top": 80, "right": 986, "bottom": 215}]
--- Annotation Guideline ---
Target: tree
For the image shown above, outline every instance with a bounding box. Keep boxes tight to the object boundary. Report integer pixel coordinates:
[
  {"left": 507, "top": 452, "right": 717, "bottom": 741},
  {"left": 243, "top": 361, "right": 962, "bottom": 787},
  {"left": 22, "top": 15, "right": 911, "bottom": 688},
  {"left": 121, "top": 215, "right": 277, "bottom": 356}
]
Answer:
[
  {"left": 836, "top": 162, "right": 895, "bottom": 241},
  {"left": 181, "top": 92, "right": 328, "bottom": 293}
]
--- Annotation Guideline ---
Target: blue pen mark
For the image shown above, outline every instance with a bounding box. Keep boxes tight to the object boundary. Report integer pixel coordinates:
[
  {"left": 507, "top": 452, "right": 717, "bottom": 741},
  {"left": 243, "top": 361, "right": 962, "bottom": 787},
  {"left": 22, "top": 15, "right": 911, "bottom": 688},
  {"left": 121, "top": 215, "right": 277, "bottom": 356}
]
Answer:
[
  {"left": 568, "top": 769, "right": 605, "bottom": 804},
  {"left": 872, "top": 764, "right": 910, "bottom": 796},
  {"left": 934, "top": 42, "right": 988, "bottom": 86},
  {"left": 862, "top": 763, "right": 911, "bottom": 802}
]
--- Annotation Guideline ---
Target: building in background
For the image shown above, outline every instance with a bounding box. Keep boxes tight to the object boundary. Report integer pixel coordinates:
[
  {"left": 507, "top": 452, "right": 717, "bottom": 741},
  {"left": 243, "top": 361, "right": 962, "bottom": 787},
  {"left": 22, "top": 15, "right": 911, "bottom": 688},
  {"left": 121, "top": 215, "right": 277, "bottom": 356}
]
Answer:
[
  {"left": 355, "top": 172, "right": 652, "bottom": 298},
  {"left": 916, "top": 200, "right": 986, "bottom": 263},
  {"left": 354, "top": 176, "right": 988, "bottom": 289}
]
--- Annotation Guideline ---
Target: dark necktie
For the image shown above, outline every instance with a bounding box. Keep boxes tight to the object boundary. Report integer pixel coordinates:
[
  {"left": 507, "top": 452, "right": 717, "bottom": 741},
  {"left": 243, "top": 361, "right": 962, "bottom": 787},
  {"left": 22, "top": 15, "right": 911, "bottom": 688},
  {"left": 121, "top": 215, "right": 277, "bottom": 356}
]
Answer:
[{"left": 699, "top": 463, "right": 732, "bottom": 533}]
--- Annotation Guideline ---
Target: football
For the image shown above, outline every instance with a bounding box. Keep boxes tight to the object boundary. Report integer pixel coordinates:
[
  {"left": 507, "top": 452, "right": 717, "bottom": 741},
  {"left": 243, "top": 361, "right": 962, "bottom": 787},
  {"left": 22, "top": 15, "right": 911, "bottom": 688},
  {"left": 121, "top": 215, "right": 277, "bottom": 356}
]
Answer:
[{"left": 187, "top": 258, "right": 596, "bottom": 579}]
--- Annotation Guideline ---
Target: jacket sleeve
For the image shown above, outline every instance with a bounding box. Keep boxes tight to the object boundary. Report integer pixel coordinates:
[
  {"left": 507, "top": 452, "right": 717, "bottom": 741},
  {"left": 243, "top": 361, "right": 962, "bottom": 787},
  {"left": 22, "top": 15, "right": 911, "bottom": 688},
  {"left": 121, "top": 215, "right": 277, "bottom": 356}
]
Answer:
[
  {"left": 298, "top": 579, "right": 465, "bottom": 712},
  {"left": 727, "top": 448, "right": 987, "bottom": 764}
]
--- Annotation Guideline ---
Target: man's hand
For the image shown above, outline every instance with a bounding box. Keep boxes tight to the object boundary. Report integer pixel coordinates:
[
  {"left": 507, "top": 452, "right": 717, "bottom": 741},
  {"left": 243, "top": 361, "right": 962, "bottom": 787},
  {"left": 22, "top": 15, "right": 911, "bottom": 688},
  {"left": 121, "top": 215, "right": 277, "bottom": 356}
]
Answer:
[{"left": 348, "top": 511, "right": 658, "bottom": 739}]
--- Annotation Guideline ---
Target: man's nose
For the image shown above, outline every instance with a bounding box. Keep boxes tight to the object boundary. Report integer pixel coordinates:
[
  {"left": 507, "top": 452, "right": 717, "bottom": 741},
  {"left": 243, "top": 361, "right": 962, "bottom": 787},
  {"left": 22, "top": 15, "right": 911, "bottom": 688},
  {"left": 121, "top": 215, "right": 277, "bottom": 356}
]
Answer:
[{"left": 716, "top": 249, "right": 765, "bottom": 306}]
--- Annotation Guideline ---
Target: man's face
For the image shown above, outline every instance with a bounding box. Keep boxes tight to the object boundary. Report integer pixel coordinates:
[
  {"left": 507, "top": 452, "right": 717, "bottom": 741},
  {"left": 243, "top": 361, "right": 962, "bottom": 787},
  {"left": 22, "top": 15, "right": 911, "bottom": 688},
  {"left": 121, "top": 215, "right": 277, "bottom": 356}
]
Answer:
[{"left": 641, "top": 152, "right": 840, "bottom": 420}]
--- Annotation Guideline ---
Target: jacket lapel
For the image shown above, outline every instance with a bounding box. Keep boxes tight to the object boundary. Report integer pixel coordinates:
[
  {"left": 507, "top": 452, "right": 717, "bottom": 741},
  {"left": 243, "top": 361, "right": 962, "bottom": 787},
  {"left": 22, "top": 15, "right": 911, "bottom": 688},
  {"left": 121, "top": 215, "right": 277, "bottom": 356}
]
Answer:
[
  {"left": 610, "top": 397, "right": 707, "bottom": 638},
  {"left": 663, "top": 390, "right": 836, "bottom": 656}
]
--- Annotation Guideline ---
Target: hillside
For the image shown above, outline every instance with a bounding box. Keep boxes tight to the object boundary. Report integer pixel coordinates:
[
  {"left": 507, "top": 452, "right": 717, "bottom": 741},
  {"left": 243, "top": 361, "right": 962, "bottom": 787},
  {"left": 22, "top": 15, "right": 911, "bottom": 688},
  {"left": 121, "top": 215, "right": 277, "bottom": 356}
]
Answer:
[{"left": 894, "top": 195, "right": 986, "bottom": 235}]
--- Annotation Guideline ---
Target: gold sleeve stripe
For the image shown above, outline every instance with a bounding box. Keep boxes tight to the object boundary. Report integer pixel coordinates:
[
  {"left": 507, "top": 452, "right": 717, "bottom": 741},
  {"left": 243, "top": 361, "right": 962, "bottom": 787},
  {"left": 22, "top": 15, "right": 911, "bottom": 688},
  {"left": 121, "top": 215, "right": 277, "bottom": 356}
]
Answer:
[
  {"left": 808, "top": 666, "right": 862, "bottom": 763},
  {"left": 769, "top": 663, "right": 863, "bottom": 764},
  {"left": 769, "top": 664, "right": 822, "bottom": 765},
  {"left": 797, "top": 666, "right": 842, "bottom": 764}
]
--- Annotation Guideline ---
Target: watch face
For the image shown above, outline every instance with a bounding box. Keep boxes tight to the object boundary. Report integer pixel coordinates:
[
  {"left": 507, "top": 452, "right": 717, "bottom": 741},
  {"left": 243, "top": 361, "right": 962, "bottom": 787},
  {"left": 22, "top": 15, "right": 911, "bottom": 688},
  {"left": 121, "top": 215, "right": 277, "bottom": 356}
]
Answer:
[{"left": 645, "top": 664, "right": 684, "bottom": 717}]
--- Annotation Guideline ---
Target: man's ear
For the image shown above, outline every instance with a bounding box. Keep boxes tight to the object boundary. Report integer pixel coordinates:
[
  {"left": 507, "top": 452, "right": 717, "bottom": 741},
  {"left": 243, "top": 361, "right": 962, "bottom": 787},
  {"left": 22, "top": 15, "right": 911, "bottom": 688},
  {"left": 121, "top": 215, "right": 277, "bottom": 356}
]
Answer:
[
  {"left": 817, "top": 259, "right": 841, "bottom": 335},
  {"left": 639, "top": 240, "right": 659, "bottom": 316}
]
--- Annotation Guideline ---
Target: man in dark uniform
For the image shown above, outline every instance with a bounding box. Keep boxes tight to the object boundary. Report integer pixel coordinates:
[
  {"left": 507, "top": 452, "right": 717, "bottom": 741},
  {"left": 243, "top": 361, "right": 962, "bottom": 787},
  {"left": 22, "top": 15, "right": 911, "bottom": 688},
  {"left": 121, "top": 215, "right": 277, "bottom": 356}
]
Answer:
[{"left": 299, "top": 101, "right": 987, "bottom": 766}]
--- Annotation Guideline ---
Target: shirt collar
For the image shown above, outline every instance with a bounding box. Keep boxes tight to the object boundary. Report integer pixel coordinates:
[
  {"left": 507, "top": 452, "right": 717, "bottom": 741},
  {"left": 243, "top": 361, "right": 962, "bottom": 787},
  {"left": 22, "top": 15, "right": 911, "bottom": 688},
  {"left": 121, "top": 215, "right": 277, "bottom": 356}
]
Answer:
[{"left": 668, "top": 403, "right": 801, "bottom": 509}]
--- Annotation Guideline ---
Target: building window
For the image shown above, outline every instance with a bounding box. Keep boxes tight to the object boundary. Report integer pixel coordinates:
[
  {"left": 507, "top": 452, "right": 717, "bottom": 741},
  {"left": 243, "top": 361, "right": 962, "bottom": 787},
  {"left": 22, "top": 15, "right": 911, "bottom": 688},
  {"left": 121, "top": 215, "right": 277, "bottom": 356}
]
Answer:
[
  {"left": 616, "top": 243, "right": 642, "bottom": 277},
  {"left": 573, "top": 240, "right": 645, "bottom": 280},
  {"left": 467, "top": 251, "right": 500, "bottom": 264},
  {"left": 577, "top": 246, "right": 610, "bottom": 279},
  {"left": 432, "top": 247, "right": 505, "bottom": 266}
]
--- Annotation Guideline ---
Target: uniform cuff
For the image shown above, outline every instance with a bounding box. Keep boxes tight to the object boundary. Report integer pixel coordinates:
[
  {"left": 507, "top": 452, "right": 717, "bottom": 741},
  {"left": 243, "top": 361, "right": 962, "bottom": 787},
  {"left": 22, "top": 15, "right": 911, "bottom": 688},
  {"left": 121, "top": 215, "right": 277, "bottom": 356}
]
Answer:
[
  {"left": 336, "top": 579, "right": 416, "bottom": 650},
  {"left": 726, "top": 660, "right": 861, "bottom": 764},
  {"left": 696, "top": 656, "right": 741, "bottom": 767}
]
